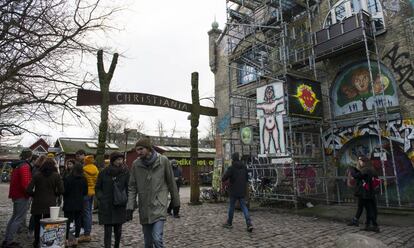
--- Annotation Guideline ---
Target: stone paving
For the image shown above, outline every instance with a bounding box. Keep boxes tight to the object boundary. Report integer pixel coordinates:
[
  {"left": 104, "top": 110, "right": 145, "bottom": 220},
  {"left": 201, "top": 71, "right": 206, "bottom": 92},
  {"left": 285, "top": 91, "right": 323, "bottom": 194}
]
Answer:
[{"left": 1, "top": 184, "right": 414, "bottom": 247}]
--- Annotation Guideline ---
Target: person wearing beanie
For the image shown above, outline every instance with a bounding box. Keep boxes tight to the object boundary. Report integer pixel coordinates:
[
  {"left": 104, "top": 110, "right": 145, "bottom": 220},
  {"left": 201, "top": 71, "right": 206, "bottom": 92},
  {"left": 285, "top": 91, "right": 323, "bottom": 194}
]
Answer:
[
  {"left": 2, "top": 149, "right": 33, "bottom": 248},
  {"left": 79, "top": 155, "right": 99, "bottom": 243},
  {"left": 126, "top": 137, "right": 180, "bottom": 247},
  {"left": 75, "top": 149, "right": 86, "bottom": 167},
  {"left": 95, "top": 151, "right": 129, "bottom": 248},
  {"left": 222, "top": 152, "right": 253, "bottom": 232}
]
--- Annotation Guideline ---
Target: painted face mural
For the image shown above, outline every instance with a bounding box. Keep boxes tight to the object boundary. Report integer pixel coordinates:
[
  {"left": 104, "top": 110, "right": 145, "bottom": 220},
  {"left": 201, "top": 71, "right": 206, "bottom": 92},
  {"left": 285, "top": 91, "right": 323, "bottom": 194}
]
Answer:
[{"left": 332, "top": 61, "right": 399, "bottom": 117}]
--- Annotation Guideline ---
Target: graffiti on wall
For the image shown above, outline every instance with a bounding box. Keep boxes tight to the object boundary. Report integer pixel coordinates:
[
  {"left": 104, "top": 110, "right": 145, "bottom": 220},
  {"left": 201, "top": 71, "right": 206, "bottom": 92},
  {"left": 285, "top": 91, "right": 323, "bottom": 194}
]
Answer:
[
  {"left": 256, "top": 82, "right": 286, "bottom": 155},
  {"left": 217, "top": 113, "right": 230, "bottom": 134},
  {"left": 382, "top": 43, "right": 414, "bottom": 99},
  {"left": 322, "top": 118, "right": 414, "bottom": 157},
  {"left": 383, "top": 0, "right": 401, "bottom": 15},
  {"left": 323, "top": 119, "right": 414, "bottom": 203},
  {"left": 331, "top": 60, "right": 399, "bottom": 117}
]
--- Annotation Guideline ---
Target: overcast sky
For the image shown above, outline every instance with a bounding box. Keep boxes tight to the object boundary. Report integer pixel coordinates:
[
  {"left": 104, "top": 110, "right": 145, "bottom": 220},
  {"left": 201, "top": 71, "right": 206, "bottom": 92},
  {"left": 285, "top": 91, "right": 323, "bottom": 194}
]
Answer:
[{"left": 20, "top": 0, "right": 227, "bottom": 146}]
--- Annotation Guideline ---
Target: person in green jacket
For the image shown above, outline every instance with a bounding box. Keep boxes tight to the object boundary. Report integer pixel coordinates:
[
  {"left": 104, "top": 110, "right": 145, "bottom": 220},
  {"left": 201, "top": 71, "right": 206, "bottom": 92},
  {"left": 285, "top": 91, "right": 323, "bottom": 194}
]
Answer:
[{"left": 126, "top": 137, "right": 180, "bottom": 248}]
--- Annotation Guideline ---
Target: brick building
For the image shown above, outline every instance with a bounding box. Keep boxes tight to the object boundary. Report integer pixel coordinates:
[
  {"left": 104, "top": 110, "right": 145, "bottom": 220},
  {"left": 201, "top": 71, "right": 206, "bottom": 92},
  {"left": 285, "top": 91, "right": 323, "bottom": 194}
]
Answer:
[{"left": 209, "top": 0, "right": 414, "bottom": 207}]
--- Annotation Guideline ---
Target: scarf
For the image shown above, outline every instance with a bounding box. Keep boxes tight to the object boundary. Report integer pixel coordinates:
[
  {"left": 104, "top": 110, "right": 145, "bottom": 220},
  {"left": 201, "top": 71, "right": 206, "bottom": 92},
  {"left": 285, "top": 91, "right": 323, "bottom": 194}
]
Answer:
[
  {"left": 107, "top": 164, "right": 124, "bottom": 177},
  {"left": 142, "top": 151, "right": 158, "bottom": 167}
]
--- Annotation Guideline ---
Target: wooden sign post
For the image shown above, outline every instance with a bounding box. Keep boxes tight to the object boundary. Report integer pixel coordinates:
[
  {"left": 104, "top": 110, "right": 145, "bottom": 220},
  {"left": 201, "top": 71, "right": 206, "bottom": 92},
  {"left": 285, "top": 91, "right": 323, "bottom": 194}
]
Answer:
[{"left": 77, "top": 69, "right": 217, "bottom": 204}]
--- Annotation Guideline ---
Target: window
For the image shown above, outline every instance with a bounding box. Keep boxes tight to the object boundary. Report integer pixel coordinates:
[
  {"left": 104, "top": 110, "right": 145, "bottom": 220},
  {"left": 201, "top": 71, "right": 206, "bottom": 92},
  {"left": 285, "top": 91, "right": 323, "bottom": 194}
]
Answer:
[
  {"left": 323, "top": 0, "right": 385, "bottom": 33},
  {"left": 350, "top": 0, "right": 361, "bottom": 13},
  {"left": 237, "top": 48, "right": 266, "bottom": 85},
  {"left": 238, "top": 64, "right": 262, "bottom": 85},
  {"left": 335, "top": 4, "right": 347, "bottom": 22}
]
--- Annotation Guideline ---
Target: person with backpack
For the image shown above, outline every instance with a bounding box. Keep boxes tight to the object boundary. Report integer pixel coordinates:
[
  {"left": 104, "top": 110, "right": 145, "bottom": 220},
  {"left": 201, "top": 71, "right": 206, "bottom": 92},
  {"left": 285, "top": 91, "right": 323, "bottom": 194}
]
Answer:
[
  {"left": 95, "top": 152, "right": 129, "bottom": 248},
  {"left": 350, "top": 156, "right": 380, "bottom": 232},
  {"left": 63, "top": 163, "right": 88, "bottom": 247}
]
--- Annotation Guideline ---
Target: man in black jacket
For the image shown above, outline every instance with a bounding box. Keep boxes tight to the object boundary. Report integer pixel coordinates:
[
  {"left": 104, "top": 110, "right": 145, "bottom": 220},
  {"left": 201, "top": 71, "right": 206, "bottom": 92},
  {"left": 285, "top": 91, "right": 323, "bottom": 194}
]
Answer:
[{"left": 222, "top": 152, "right": 253, "bottom": 232}]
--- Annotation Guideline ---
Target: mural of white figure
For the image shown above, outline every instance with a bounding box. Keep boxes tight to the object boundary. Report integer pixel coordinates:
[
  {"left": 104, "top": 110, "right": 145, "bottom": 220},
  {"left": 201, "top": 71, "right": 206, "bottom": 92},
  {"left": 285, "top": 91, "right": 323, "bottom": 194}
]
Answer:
[{"left": 256, "top": 83, "right": 286, "bottom": 155}]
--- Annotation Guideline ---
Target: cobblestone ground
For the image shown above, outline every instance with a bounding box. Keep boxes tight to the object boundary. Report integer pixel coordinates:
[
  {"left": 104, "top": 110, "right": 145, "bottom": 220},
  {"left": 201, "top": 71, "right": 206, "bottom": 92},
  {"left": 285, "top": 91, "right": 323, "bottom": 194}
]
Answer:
[{"left": 1, "top": 184, "right": 414, "bottom": 247}]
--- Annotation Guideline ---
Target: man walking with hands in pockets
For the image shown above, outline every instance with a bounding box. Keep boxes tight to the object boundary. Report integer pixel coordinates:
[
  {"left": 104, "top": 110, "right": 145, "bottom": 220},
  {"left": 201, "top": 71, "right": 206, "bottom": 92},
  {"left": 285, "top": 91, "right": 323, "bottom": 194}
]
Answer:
[{"left": 126, "top": 137, "right": 180, "bottom": 248}]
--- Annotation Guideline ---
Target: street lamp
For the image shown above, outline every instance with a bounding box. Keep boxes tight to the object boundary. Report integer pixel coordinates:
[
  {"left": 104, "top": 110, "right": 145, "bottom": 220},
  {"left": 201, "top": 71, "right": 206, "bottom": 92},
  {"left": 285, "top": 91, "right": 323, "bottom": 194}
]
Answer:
[{"left": 123, "top": 128, "right": 137, "bottom": 163}]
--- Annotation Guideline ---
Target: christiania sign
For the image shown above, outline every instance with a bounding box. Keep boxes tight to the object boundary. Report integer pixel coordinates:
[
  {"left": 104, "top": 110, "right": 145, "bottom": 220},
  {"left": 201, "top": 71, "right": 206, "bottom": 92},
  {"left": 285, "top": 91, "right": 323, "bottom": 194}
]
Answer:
[{"left": 76, "top": 89, "right": 217, "bottom": 117}]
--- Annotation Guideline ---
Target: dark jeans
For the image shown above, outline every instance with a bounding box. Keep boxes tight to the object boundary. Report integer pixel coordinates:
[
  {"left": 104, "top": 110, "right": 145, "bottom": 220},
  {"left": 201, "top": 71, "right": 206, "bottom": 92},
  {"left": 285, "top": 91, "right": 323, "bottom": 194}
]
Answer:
[
  {"left": 64, "top": 211, "right": 82, "bottom": 239},
  {"left": 227, "top": 197, "right": 252, "bottom": 226},
  {"left": 361, "top": 198, "right": 378, "bottom": 226},
  {"left": 4, "top": 198, "right": 29, "bottom": 243},
  {"left": 104, "top": 224, "right": 122, "bottom": 248},
  {"left": 82, "top": 196, "right": 93, "bottom": 235},
  {"left": 142, "top": 220, "right": 164, "bottom": 248},
  {"left": 354, "top": 197, "right": 364, "bottom": 220},
  {"left": 33, "top": 213, "right": 50, "bottom": 247}
]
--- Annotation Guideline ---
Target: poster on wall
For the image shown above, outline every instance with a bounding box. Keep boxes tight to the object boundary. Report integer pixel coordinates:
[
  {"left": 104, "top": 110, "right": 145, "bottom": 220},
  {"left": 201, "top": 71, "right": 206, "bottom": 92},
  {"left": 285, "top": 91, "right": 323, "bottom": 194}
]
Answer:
[
  {"left": 332, "top": 60, "right": 399, "bottom": 117},
  {"left": 256, "top": 82, "right": 287, "bottom": 155},
  {"left": 240, "top": 126, "right": 253, "bottom": 145},
  {"left": 287, "top": 75, "right": 323, "bottom": 119}
]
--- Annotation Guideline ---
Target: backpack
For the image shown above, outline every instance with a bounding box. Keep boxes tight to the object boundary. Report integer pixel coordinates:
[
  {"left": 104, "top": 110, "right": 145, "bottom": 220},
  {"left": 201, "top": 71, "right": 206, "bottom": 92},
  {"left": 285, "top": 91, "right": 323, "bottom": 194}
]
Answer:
[{"left": 363, "top": 176, "right": 381, "bottom": 193}]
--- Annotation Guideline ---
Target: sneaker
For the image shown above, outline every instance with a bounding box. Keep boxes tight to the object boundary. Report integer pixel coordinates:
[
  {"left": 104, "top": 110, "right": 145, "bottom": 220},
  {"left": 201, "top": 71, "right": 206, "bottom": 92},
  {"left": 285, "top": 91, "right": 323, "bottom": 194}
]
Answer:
[
  {"left": 222, "top": 223, "right": 233, "bottom": 229},
  {"left": 247, "top": 225, "right": 254, "bottom": 232},
  {"left": 77, "top": 235, "right": 91, "bottom": 243},
  {"left": 347, "top": 218, "right": 359, "bottom": 227},
  {"left": 173, "top": 214, "right": 180, "bottom": 218}
]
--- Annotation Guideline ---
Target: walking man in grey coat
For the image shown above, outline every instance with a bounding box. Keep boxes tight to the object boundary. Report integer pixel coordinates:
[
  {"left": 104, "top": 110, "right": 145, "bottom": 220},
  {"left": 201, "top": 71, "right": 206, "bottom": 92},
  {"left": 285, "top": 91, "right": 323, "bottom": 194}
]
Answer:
[{"left": 126, "top": 137, "right": 180, "bottom": 248}]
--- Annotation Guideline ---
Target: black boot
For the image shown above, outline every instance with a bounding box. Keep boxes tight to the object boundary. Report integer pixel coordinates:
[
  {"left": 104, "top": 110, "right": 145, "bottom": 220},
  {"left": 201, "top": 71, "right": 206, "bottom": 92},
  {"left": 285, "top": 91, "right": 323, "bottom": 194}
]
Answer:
[{"left": 347, "top": 217, "right": 359, "bottom": 227}]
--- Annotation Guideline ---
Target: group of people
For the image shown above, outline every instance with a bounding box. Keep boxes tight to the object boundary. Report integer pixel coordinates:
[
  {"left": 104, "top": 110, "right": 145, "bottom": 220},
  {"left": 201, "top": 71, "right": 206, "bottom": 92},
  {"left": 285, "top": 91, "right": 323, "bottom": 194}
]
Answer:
[{"left": 2, "top": 137, "right": 181, "bottom": 248}]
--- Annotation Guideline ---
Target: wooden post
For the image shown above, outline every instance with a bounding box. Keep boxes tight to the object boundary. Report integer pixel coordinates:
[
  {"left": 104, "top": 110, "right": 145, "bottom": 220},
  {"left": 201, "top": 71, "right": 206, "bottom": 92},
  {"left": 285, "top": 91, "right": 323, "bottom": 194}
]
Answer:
[
  {"left": 95, "top": 50, "right": 118, "bottom": 167},
  {"left": 190, "top": 72, "right": 201, "bottom": 204}
]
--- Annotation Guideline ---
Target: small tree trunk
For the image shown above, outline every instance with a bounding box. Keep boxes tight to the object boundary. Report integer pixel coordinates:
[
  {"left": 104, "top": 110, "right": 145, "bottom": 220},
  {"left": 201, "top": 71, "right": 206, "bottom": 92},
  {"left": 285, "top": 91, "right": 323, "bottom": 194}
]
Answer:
[{"left": 95, "top": 50, "right": 118, "bottom": 167}]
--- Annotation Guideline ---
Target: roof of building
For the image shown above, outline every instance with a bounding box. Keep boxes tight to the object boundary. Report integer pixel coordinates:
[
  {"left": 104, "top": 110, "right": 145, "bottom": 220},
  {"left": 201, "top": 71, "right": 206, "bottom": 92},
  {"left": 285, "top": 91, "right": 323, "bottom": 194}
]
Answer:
[
  {"left": 54, "top": 137, "right": 120, "bottom": 155},
  {"left": 54, "top": 137, "right": 216, "bottom": 158}
]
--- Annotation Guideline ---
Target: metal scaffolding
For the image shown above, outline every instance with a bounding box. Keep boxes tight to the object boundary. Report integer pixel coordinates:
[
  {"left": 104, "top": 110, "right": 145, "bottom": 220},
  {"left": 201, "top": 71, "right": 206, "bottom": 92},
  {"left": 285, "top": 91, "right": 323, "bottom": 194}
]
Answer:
[
  {"left": 223, "top": 1, "right": 410, "bottom": 207},
  {"left": 224, "top": 0, "right": 328, "bottom": 207}
]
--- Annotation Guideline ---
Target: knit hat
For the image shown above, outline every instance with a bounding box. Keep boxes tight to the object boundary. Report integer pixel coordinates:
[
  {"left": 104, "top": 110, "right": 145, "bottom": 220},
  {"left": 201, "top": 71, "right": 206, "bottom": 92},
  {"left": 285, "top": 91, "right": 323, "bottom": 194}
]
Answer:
[
  {"left": 171, "top": 159, "right": 178, "bottom": 167},
  {"left": 135, "top": 137, "right": 152, "bottom": 151},
  {"left": 110, "top": 151, "right": 124, "bottom": 163},
  {"left": 20, "top": 149, "right": 33, "bottom": 160},
  {"left": 84, "top": 155, "right": 95, "bottom": 165}
]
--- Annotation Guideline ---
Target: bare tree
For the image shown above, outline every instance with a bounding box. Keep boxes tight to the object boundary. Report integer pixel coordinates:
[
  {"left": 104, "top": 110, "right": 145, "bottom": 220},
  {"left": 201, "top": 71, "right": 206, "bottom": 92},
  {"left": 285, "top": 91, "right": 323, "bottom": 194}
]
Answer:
[
  {"left": 170, "top": 121, "right": 177, "bottom": 137},
  {"left": 0, "top": 0, "right": 121, "bottom": 138},
  {"left": 136, "top": 121, "right": 145, "bottom": 134},
  {"left": 157, "top": 120, "right": 165, "bottom": 137},
  {"left": 201, "top": 116, "right": 215, "bottom": 148}
]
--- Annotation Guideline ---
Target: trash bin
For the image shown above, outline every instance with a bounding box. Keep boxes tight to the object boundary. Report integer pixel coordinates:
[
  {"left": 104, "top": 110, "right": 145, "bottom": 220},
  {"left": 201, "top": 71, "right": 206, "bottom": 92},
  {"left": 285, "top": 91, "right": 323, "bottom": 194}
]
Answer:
[{"left": 39, "top": 217, "right": 67, "bottom": 248}]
